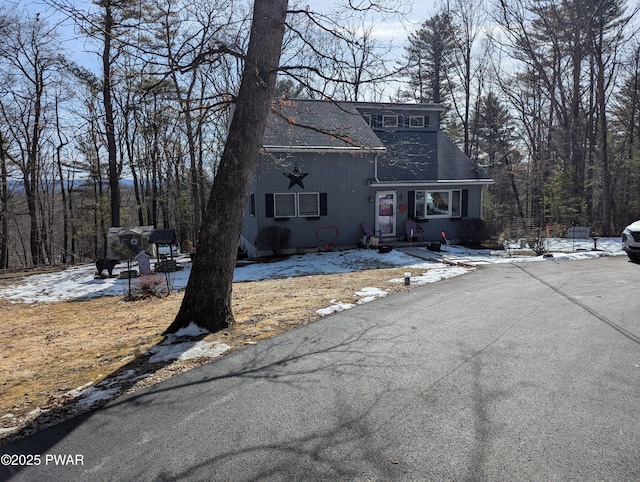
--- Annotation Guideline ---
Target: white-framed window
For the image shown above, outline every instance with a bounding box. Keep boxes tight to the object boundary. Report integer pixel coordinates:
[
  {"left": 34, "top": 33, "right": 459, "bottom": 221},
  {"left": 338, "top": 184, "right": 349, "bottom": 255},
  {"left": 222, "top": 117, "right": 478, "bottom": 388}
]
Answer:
[
  {"left": 274, "top": 193, "right": 296, "bottom": 218},
  {"left": 273, "top": 192, "right": 321, "bottom": 217},
  {"left": 383, "top": 115, "right": 398, "bottom": 127},
  {"left": 415, "top": 190, "right": 462, "bottom": 218},
  {"left": 298, "top": 192, "right": 320, "bottom": 216},
  {"left": 409, "top": 116, "right": 425, "bottom": 128}
]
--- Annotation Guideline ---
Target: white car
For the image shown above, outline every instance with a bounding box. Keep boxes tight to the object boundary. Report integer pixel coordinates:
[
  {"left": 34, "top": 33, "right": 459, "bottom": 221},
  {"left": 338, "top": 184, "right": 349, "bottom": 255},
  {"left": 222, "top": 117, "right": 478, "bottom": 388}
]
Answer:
[{"left": 622, "top": 220, "right": 640, "bottom": 262}]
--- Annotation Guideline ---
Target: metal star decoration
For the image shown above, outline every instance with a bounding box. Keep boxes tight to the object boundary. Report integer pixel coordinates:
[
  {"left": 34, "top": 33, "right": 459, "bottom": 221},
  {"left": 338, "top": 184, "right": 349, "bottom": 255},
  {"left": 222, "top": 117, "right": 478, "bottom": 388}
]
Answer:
[{"left": 284, "top": 164, "right": 309, "bottom": 189}]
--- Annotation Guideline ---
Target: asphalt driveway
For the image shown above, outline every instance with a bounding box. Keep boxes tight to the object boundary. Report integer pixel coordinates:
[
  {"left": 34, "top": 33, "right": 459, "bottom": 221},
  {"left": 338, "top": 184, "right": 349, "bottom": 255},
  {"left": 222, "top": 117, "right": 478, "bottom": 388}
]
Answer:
[{"left": 2, "top": 255, "right": 639, "bottom": 481}]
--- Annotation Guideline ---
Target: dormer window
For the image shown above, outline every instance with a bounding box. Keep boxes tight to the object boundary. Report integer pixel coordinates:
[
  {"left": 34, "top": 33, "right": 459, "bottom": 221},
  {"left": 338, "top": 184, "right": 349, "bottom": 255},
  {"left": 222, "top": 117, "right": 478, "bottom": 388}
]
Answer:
[
  {"left": 409, "top": 116, "right": 425, "bottom": 128},
  {"left": 382, "top": 115, "right": 398, "bottom": 128}
]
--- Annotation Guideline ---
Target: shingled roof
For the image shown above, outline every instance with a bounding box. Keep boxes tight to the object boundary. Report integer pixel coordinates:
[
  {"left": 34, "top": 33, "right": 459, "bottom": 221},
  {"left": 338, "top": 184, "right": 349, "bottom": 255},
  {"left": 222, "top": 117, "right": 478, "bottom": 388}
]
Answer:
[
  {"left": 263, "top": 99, "right": 386, "bottom": 152},
  {"left": 149, "top": 229, "right": 177, "bottom": 244},
  {"left": 262, "top": 99, "right": 492, "bottom": 185},
  {"left": 373, "top": 131, "right": 491, "bottom": 184}
]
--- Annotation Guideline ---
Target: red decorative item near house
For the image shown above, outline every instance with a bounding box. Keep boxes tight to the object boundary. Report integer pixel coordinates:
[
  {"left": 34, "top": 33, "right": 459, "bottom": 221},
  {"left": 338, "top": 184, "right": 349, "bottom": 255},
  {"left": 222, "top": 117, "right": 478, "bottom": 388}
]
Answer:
[{"left": 316, "top": 225, "right": 339, "bottom": 250}]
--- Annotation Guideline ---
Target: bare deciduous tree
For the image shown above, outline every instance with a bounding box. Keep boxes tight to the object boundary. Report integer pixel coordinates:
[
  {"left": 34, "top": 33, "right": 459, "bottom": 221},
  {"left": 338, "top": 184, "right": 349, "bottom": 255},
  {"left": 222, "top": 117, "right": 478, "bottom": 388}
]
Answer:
[
  {"left": 165, "top": 0, "right": 288, "bottom": 333},
  {"left": 0, "top": 12, "right": 63, "bottom": 266}
]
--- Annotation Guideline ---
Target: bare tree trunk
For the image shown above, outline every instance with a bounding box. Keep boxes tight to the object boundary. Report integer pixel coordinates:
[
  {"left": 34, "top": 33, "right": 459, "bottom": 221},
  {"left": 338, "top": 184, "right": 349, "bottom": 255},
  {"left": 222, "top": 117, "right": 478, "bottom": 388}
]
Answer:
[
  {"left": 151, "top": 103, "right": 159, "bottom": 227},
  {"left": 592, "top": 6, "right": 616, "bottom": 235},
  {"left": 585, "top": 58, "right": 596, "bottom": 224},
  {"left": 0, "top": 133, "right": 8, "bottom": 269},
  {"left": 55, "top": 98, "right": 70, "bottom": 263},
  {"left": 68, "top": 177, "right": 77, "bottom": 263},
  {"left": 92, "top": 179, "right": 99, "bottom": 260},
  {"left": 596, "top": 55, "right": 612, "bottom": 234},
  {"left": 505, "top": 156, "right": 525, "bottom": 219},
  {"left": 123, "top": 107, "right": 145, "bottom": 226},
  {"left": 26, "top": 153, "right": 41, "bottom": 266},
  {"left": 37, "top": 181, "right": 53, "bottom": 265},
  {"left": 166, "top": 0, "right": 288, "bottom": 333},
  {"left": 14, "top": 217, "right": 29, "bottom": 267},
  {"left": 103, "top": 1, "right": 120, "bottom": 228},
  {"left": 132, "top": 169, "right": 144, "bottom": 226},
  {"left": 25, "top": 69, "right": 45, "bottom": 267}
]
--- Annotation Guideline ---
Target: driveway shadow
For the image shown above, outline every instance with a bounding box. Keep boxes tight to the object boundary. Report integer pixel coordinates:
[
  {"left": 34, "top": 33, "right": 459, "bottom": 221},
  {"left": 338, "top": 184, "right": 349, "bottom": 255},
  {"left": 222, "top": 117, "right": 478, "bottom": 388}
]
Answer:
[
  {"left": 0, "top": 331, "right": 225, "bottom": 457},
  {"left": 0, "top": 311, "right": 408, "bottom": 481}
]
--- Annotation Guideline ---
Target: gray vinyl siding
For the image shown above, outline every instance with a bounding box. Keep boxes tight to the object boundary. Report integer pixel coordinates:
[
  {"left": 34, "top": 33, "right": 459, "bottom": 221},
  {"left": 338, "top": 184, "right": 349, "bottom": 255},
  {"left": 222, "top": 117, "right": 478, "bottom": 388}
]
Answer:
[
  {"left": 251, "top": 151, "right": 378, "bottom": 254},
  {"left": 241, "top": 195, "right": 259, "bottom": 256},
  {"left": 246, "top": 154, "right": 487, "bottom": 256}
]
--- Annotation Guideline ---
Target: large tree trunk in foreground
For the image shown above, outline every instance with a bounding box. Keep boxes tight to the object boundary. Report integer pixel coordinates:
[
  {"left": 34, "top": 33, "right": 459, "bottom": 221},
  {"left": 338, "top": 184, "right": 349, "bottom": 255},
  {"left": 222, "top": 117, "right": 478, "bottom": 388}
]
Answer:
[{"left": 165, "top": 0, "right": 288, "bottom": 334}]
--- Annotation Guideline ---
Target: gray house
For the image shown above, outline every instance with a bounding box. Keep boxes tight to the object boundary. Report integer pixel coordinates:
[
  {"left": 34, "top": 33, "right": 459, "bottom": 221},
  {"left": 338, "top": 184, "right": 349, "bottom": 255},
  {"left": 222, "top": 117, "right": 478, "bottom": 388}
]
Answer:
[{"left": 240, "top": 99, "right": 493, "bottom": 258}]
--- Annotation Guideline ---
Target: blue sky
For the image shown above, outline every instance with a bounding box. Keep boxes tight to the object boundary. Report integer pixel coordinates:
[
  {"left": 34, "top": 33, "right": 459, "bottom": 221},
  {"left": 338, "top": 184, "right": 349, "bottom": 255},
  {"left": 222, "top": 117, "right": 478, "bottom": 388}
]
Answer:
[
  {"left": 10, "top": 0, "right": 438, "bottom": 102},
  {"left": 306, "top": 0, "right": 437, "bottom": 46},
  {"left": 14, "top": 0, "right": 436, "bottom": 67}
]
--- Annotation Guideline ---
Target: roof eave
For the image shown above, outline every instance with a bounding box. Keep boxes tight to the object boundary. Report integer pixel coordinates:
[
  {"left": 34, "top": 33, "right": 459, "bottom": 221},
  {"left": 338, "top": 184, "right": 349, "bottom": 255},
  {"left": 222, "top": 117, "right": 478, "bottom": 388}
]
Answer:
[
  {"left": 368, "top": 179, "right": 494, "bottom": 187},
  {"left": 353, "top": 101, "right": 446, "bottom": 112},
  {"left": 263, "top": 145, "right": 386, "bottom": 154}
]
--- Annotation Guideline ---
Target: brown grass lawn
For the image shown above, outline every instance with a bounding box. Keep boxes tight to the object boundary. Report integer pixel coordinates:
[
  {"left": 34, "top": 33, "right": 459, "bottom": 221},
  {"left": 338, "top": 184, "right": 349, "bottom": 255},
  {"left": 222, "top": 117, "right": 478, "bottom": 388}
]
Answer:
[{"left": 0, "top": 266, "right": 422, "bottom": 444}]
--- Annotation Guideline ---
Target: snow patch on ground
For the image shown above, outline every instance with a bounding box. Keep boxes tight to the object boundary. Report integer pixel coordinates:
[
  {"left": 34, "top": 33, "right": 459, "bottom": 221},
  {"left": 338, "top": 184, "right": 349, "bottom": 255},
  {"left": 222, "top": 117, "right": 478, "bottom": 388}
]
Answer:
[
  {"left": 64, "top": 382, "right": 94, "bottom": 399},
  {"left": 147, "top": 340, "right": 231, "bottom": 364},
  {"left": 0, "top": 237, "right": 624, "bottom": 304},
  {"left": 316, "top": 301, "right": 356, "bottom": 316},
  {"left": 63, "top": 339, "right": 231, "bottom": 409},
  {"left": 317, "top": 287, "right": 391, "bottom": 315},
  {"left": 147, "top": 322, "right": 229, "bottom": 363},
  {"left": 389, "top": 265, "right": 470, "bottom": 286},
  {"left": 95, "top": 370, "right": 141, "bottom": 388},
  {"left": 168, "top": 322, "right": 210, "bottom": 338},
  {"left": 77, "top": 387, "right": 122, "bottom": 408},
  {"left": 355, "top": 287, "right": 389, "bottom": 304}
]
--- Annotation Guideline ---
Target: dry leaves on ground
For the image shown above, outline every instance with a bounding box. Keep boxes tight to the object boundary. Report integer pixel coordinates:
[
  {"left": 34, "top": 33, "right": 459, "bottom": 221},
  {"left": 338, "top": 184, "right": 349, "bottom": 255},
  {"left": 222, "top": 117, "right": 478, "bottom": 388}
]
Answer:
[{"left": 0, "top": 267, "right": 419, "bottom": 444}]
